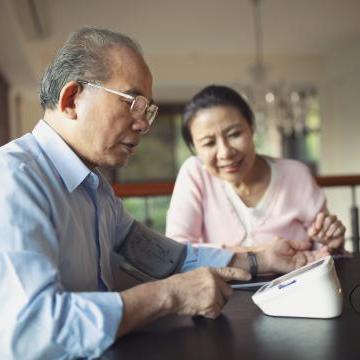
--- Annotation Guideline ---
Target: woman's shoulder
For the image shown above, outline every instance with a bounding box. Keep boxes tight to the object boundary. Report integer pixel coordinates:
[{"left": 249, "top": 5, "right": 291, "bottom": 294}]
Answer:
[
  {"left": 181, "top": 155, "right": 201, "bottom": 167},
  {"left": 177, "top": 156, "right": 220, "bottom": 190},
  {"left": 179, "top": 156, "right": 206, "bottom": 175},
  {"left": 264, "top": 156, "right": 315, "bottom": 187},
  {"left": 265, "top": 156, "right": 311, "bottom": 174}
]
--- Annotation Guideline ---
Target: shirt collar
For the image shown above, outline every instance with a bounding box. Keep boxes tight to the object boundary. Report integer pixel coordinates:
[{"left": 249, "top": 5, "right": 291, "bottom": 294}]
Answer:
[{"left": 32, "top": 120, "right": 94, "bottom": 192}]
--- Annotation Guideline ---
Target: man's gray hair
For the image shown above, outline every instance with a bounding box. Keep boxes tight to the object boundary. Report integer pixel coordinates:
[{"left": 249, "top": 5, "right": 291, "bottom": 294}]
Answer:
[{"left": 39, "top": 27, "right": 142, "bottom": 110}]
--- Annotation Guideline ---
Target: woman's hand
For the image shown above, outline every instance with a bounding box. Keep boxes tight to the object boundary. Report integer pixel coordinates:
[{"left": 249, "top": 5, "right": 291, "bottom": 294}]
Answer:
[
  {"left": 307, "top": 212, "right": 346, "bottom": 252},
  {"left": 230, "top": 237, "right": 329, "bottom": 275},
  {"left": 258, "top": 237, "right": 329, "bottom": 274}
]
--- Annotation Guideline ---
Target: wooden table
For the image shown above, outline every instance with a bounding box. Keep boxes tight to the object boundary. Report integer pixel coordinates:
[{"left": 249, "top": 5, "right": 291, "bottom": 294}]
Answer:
[{"left": 103, "top": 257, "right": 360, "bottom": 360}]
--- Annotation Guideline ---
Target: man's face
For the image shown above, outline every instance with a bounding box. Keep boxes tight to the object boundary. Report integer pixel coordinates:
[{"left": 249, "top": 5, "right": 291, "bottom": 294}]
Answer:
[{"left": 74, "top": 46, "right": 153, "bottom": 168}]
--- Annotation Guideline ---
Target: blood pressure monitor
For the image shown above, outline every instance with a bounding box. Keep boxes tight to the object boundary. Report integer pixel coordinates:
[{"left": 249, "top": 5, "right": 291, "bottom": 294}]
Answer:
[{"left": 252, "top": 256, "right": 343, "bottom": 318}]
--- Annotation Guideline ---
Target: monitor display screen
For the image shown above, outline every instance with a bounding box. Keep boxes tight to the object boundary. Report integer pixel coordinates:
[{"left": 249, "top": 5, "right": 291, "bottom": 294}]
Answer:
[{"left": 268, "top": 259, "right": 325, "bottom": 289}]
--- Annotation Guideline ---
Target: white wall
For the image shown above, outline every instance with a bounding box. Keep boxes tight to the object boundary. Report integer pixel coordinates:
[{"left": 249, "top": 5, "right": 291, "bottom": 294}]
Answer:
[
  {"left": 320, "top": 37, "right": 360, "bottom": 174},
  {"left": 150, "top": 53, "right": 324, "bottom": 102},
  {"left": 318, "top": 36, "right": 360, "bottom": 250},
  {"left": 9, "top": 86, "right": 43, "bottom": 138}
]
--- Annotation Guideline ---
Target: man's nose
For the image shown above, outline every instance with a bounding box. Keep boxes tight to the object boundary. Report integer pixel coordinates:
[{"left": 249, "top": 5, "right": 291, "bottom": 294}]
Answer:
[{"left": 132, "top": 116, "right": 150, "bottom": 134}]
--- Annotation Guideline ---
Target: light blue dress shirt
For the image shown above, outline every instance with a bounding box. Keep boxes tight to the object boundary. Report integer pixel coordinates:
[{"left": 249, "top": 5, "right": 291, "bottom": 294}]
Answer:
[{"left": 0, "top": 120, "right": 233, "bottom": 359}]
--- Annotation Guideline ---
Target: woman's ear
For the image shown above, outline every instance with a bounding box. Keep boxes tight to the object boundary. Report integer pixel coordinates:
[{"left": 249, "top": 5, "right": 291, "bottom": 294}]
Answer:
[{"left": 58, "top": 81, "right": 82, "bottom": 119}]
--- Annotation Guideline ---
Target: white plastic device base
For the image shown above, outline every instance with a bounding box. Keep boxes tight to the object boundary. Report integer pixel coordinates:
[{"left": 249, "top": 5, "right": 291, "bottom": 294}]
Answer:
[{"left": 252, "top": 256, "right": 343, "bottom": 318}]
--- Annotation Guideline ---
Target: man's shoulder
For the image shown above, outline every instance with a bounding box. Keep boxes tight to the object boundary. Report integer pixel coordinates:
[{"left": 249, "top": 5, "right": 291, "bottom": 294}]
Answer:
[
  {"left": 0, "top": 133, "right": 47, "bottom": 177},
  {"left": 0, "top": 134, "right": 36, "bottom": 163}
]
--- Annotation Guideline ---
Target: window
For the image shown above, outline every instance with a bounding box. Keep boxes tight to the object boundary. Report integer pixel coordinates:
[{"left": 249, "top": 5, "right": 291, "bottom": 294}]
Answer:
[
  {"left": 115, "top": 90, "right": 321, "bottom": 234},
  {"left": 116, "top": 105, "right": 190, "bottom": 233}
]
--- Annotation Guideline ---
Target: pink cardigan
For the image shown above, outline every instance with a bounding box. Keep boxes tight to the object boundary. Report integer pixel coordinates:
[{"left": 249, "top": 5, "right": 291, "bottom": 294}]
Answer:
[{"left": 166, "top": 156, "right": 326, "bottom": 246}]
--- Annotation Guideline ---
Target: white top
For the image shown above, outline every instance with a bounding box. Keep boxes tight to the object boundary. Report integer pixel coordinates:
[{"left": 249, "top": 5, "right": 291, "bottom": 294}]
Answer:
[{"left": 224, "top": 159, "right": 277, "bottom": 246}]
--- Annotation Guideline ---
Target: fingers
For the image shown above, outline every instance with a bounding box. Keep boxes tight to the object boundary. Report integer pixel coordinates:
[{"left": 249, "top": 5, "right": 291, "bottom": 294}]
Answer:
[
  {"left": 169, "top": 267, "right": 240, "bottom": 319},
  {"left": 317, "top": 214, "right": 337, "bottom": 238},
  {"left": 309, "top": 212, "right": 346, "bottom": 251},
  {"left": 292, "top": 252, "right": 308, "bottom": 269},
  {"left": 324, "top": 220, "right": 345, "bottom": 252},
  {"left": 302, "top": 248, "right": 329, "bottom": 264},
  {"left": 272, "top": 236, "right": 312, "bottom": 254},
  {"left": 202, "top": 269, "right": 237, "bottom": 318},
  {"left": 200, "top": 302, "right": 223, "bottom": 319},
  {"left": 290, "top": 246, "right": 329, "bottom": 271},
  {"left": 213, "top": 266, "right": 251, "bottom": 281},
  {"left": 323, "top": 222, "right": 345, "bottom": 247},
  {"left": 324, "top": 221, "right": 341, "bottom": 238},
  {"left": 213, "top": 282, "right": 232, "bottom": 311},
  {"left": 332, "top": 224, "right": 346, "bottom": 238},
  {"left": 315, "top": 211, "right": 327, "bottom": 232},
  {"left": 304, "top": 249, "right": 323, "bottom": 262},
  {"left": 267, "top": 238, "right": 330, "bottom": 273},
  {"left": 286, "top": 239, "right": 312, "bottom": 251},
  {"left": 316, "top": 246, "right": 330, "bottom": 258},
  {"left": 308, "top": 212, "right": 326, "bottom": 237},
  {"left": 307, "top": 225, "right": 316, "bottom": 238},
  {"left": 198, "top": 267, "right": 247, "bottom": 318},
  {"left": 327, "top": 237, "right": 345, "bottom": 252},
  {"left": 216, "top": 277, "right": 234, "bottom": 299}
]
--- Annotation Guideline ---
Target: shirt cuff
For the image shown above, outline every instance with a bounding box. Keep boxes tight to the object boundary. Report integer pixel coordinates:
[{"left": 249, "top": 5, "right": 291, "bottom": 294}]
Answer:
[
  {"left": 181, "top": 243, "right": 234, "bottom": 272},
  {"left": 61, "top": 291, "right": 123, "bottom": 357}
]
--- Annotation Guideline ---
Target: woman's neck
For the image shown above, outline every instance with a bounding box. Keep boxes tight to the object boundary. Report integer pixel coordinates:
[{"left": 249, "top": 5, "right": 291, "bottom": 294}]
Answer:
[{"left": 232, "top": 155, "right": 271, "bottom": 206}]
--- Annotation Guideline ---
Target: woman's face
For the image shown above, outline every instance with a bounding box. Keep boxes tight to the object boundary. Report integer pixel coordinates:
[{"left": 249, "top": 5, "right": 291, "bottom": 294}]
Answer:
[{"left": 190, "top": 105, "right": 256, "bottom": 185}]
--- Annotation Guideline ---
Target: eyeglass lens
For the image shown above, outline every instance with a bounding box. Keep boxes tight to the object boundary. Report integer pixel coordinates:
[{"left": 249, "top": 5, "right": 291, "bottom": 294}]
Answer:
[{"left": 130, "top": 97, "right": 157, "bottom": 124}]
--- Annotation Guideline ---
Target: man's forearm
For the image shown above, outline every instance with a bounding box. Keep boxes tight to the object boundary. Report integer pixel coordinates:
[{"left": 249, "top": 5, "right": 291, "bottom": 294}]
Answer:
[{"left": 117, "top": 279, "right": 175, "bottom": 337}]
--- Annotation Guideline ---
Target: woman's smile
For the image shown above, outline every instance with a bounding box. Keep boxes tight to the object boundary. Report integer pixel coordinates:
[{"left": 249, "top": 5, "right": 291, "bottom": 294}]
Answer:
[{"left": 218, "top": 159, "right": 244, "bottom": 173}]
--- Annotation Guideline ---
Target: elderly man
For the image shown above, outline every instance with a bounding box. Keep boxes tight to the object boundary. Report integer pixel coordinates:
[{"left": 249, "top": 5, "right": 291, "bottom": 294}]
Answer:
[{"left": 0, "top": 27, "right": 327, "bottom": 359}]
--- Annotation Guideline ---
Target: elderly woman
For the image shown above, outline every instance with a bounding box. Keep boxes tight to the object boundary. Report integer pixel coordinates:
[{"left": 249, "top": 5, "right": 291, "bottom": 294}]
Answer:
[{"left": 166, "top": 85, "right": 345, "bottom": 252}]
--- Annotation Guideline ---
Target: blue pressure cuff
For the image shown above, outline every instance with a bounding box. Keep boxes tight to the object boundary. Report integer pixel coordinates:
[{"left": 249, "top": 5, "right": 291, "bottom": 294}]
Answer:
[{"left": 181, "top": 243, "right": 234, "bottom": 272}]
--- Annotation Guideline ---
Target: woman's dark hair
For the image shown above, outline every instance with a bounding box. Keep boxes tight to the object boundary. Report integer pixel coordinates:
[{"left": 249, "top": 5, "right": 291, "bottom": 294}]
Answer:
[{"left": 182, "top": 85, "right": 255, "bottom": 152}]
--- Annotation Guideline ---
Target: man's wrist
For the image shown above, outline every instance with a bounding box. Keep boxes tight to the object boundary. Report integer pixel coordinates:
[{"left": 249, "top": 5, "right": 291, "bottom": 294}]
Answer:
[
  {"left": 247, "top": 252, "right": 258, "bottom": 277},
  {"left": 228, "top": 252, "right": 248, "bottom": 270},
  {"left": 228, "top": 252, "right": 259, "bottom": 276},
  {"left": 254, "top": 248, "right": 272, "bottom": 274}
]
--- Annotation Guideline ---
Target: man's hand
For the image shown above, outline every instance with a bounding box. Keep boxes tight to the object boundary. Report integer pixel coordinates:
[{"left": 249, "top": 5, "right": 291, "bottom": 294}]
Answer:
[
  {"left": 118, "top": 266, "right": 250, "bottom": 337},
  {"left": 164, "top": 267, "right": 251, "bottom": 319},
  {"left": 308, "top": 211, "right": 345, "bottom": 252},
  {"left": 257, "top": 237, "right": 329, "bottom": 274}
]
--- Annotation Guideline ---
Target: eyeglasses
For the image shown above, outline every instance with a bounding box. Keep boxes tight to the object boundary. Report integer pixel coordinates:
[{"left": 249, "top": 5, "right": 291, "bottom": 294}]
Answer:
[{"left": 78, "top": 80, "right": 158, "bottom": 130}]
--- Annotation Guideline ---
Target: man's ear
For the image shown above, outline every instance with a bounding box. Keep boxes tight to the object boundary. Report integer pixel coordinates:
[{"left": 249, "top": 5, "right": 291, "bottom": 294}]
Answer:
[{"left": 58, "top": 81, "right": 82, "bottom": 119}]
